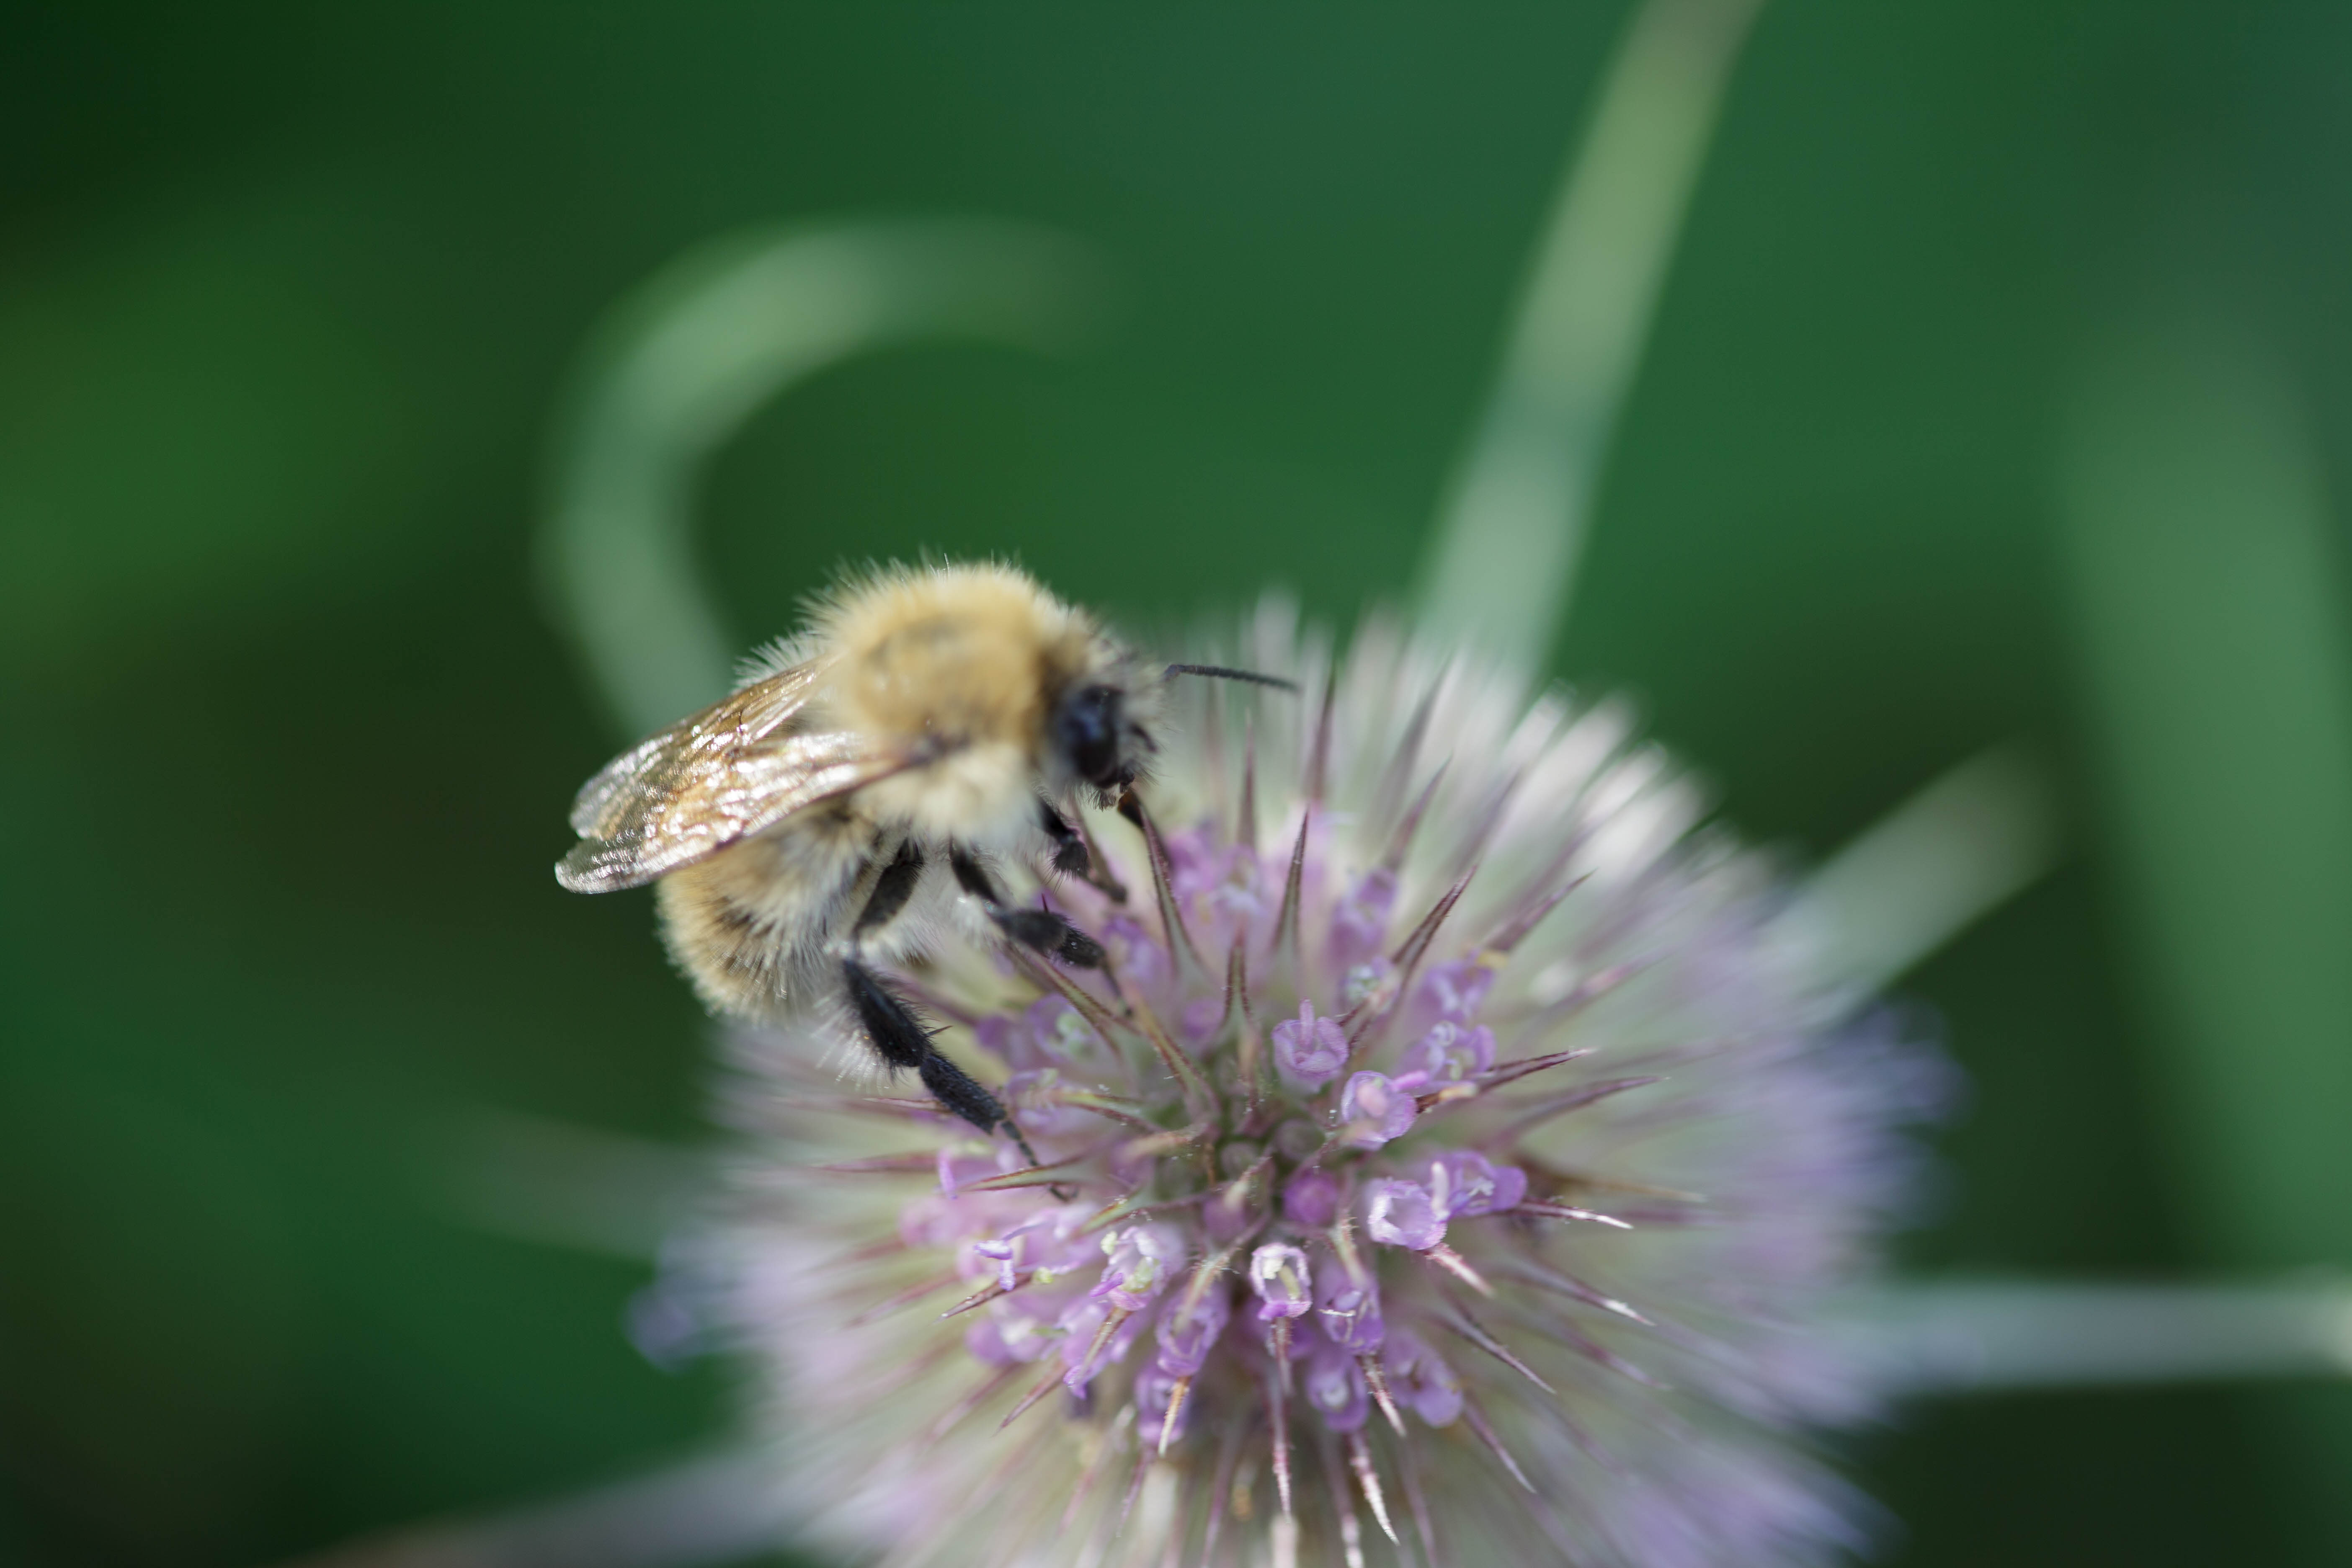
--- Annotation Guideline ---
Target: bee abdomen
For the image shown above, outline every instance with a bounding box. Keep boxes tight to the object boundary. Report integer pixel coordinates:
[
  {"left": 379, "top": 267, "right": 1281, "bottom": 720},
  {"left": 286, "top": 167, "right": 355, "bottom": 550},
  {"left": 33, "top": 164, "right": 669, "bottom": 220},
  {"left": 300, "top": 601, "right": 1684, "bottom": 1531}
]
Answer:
[{"left": 655, "top": 815, "right": 870, "bottom": 1019}]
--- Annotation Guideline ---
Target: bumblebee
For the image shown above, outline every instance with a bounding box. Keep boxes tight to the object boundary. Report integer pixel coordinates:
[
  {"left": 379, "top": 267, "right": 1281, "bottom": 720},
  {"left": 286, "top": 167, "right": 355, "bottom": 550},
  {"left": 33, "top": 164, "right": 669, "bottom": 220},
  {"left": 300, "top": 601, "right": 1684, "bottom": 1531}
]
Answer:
[{"left": 557, "top": 562, "right": 1283, "bottom": 1150}]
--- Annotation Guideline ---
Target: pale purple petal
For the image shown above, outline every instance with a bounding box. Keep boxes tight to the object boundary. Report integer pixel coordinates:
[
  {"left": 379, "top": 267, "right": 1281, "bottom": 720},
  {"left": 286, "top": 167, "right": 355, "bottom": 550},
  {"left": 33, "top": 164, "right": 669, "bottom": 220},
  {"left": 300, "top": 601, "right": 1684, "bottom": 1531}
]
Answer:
[
  {"left": 1414, "top": 959, "right": 1495, "bottom": 1026},
  {"left": 1135, "top": 1362, "right": 1194, "bottom": 1442},
  {"left": 1281, "top": 1167, "right": 1341, "bottom": 1228},
  {"left": 1362, "top": 1177, "right": 1446, "bottom": 1251},
  {"left": 1336, "top": 1070, "right": 1416, "bottom": 1148},
  {"left": 1422, "top": 1149, "right": 1527, "bottom": 1218},
  {"left": 1247, "top": 1243, "right": 1314, "bottom": 1322},
  {"left": 1271, "top": 1001, "right": 1349, "bottom": 1088},
  {"left": 1154, "top": 1284, "right": 1232, "bottom": 1377},
  {"left": 1328, "top": 866, "right": 1398, "bottom": 967},
  {"left": 1314, "top": 1257, "right": 1385, "bottom": 1353},
  {"left": 1381, "top": 1328, "right": 1463, "bottom": 1427},
  {"left": 936, "top": 1148, "right": 1003, "bottom": 1199},
  {"left": 1302, "top": 1345, "right": 1369, "bottom": 1433},
  {"left": 1395, "top": 1021, "right": 1496, "bottom": 1088},
  {"left": 1090, "top": 1222, "right": 1185, "bottom": 1311},
  {"left": 1057, "top": 1297, "right": 1146, "bottom": 1393},
  {"left": 1339, "top": 957, "right": 1393, "bottom": 1010},
  {"left": 1099, "top": 916, "right": 1167, "bottom": 993}
]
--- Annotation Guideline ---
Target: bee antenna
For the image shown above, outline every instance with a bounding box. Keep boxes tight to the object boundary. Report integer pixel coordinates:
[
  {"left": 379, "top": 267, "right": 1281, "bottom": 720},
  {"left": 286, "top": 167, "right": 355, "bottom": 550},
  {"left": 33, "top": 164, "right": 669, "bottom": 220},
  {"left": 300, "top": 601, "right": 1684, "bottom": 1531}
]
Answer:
[{"left": 1164, "top": 663, "right": 1300, "bottom": 693}]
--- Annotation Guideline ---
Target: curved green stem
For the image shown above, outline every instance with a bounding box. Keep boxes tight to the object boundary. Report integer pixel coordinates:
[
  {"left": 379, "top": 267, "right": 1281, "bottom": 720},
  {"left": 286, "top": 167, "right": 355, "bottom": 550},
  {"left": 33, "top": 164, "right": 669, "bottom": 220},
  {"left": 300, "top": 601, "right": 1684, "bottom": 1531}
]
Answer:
[{"left": 540, "top": 218, "right": 1111, "bottom": 737}]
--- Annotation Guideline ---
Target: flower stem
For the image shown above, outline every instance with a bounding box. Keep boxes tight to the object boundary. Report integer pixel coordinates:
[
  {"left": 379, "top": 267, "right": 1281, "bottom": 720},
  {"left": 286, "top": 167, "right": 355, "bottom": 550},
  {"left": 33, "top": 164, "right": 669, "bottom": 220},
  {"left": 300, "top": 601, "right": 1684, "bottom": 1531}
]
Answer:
[
  {"left": 1790, "top": 741, "right": 2063, "bottom": 997},
  {"left": 1416, "top": 0, "right": 1765, "bottom": 674},
  {"left": 1850, "top": 1277, "right": 2352, "bottom": 1394}
]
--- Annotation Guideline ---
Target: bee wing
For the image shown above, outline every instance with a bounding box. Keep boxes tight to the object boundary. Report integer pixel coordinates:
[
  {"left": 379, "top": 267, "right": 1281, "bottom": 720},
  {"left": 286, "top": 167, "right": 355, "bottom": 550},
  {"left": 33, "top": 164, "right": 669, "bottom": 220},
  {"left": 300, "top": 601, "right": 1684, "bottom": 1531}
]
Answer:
[{"left": 557, "top": 661, "right": 906, "bottom": 894}]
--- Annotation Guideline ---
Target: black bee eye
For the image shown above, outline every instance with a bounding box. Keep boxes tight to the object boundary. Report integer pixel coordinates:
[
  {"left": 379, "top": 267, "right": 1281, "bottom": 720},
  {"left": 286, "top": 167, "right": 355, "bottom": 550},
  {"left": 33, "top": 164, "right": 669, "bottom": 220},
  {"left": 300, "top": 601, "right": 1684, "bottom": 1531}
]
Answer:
[{"left": 1053, "top": 683, "right": 1124, "bottom": 787}]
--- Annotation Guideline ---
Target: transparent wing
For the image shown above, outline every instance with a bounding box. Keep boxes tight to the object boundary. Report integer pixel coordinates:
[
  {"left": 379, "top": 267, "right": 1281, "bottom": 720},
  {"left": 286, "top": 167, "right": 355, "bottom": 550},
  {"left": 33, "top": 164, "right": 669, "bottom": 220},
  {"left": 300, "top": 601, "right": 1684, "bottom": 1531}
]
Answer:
[
  {"left": 556, "top": 662, "right": 903, "bottom": 893},
  {"left": 566, "top": 662, "right": 820, "bottom": 838}
]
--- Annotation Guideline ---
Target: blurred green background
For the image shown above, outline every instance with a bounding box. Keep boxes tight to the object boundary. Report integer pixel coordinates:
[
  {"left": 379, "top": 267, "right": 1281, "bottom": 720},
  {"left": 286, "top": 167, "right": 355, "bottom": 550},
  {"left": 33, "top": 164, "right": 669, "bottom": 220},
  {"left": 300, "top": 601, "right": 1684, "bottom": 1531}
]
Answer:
[{"left": 6, "top": 3, "right": 2352, "bottom": 1564}]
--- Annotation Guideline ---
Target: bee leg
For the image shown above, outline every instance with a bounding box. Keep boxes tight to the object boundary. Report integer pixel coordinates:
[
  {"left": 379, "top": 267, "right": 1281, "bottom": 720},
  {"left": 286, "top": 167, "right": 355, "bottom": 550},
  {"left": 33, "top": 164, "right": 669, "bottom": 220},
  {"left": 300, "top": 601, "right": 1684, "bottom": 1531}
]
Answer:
[
  {"left": 1037, "top": 798, "right": 1092, "bottom": 878},
  {"left": 839, "top": 955, "right": 1041, "bottom": 1165},
  {"left": 950, "top": 846, "right": 1107, "bottom": 969},
  {"left": 1038, "top": 797, "right": 1129, "bottom": 902},
  {"left": 852, "top": 837, "right": 927, "bottom": 940},
  {"left": 842, "top": 842, "right": 1045, "bottom": 1167}
]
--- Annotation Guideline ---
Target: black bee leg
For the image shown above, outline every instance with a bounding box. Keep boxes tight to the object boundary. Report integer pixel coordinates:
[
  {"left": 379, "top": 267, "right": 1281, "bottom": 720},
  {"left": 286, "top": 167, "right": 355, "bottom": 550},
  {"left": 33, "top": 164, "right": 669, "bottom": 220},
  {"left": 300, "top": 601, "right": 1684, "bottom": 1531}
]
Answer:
[
  {"left": 921, "top": 1052, "right": 1042, "bottom": 1168},
  {"left": 840, "top": 842, "right": 1042, "bottom": 1165},
  {"left": 951, "top": 846, "right": 1107, "bottom": 969},
  {"left": 1038, "top": 798, "right": 1129, "bottom": 902},
  {"left": 1038, "top": 798, "right": 1092, "bottom": 878},
  {"left": 852, "top": 837, "right": 927, "bottom": 938},
  {"left": 839, "top": 956, "right": 1040, "bottom": 1164}
]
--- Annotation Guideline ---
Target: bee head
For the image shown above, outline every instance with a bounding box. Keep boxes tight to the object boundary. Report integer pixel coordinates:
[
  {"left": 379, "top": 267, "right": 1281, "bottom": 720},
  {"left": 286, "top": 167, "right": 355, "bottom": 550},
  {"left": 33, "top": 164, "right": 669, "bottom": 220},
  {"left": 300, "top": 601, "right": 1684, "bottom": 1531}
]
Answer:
[{"left": 1050, "top": 680, "right": 1150, "bottom": 794}]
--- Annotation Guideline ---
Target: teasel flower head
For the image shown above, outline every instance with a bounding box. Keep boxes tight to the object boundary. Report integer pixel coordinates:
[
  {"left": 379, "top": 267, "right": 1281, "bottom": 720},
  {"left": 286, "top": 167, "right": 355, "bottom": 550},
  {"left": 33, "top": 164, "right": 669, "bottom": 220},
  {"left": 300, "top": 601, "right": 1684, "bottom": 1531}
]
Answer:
[{"left": 686, "top": 603, "right": 1946, "bottom": 1568}]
